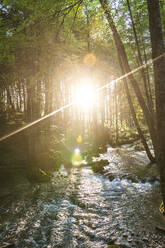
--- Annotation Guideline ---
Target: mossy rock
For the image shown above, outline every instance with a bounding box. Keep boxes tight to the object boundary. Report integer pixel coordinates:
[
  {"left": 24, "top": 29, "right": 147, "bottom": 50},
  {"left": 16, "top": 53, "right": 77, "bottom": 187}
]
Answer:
[
  {"left": 86, "top": 154, "right": 93, "bottom": 163},
  {"left": 91, "top": 159, "right": 109, "bottom": 173},
  {"left": 109, "top": 174, "right": 116, "bottom": 181},
  {"left": 98, "top": 146, "right": 107, "bottom": 153},
  {"left": 90, "top": 162, "right": 102, "bottom": 173},
  {"left": 100, "top": 159, "right": 109, "bottom": 166}
]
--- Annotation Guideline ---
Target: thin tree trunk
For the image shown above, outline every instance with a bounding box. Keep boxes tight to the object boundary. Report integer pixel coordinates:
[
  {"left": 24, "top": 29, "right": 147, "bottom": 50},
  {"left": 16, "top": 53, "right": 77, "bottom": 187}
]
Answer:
[
  {"left": 117, "top": 50, "right": 155, "bottom": 162},
  {"left": 126, "top": 0, "right": 151, "bottom": 110},
  {"left": 141, "top": 40, "right": 154, "bottom": 112},
  {"left": 17, "top": 80, "right": 23, "bottom": 111},
  {"left": 1, "top": 80, "right": 15, "bottom": 113},
  {"left": 22, "top": 83, "right": 27, "bottom": 119},
  {"left": 125, "top": 79, "right": 155, "bottom": 162},
  {"left": 114, "top": 82, "right": 119, "bottom": 144},
  {"left": 86, "top": 6, "right": 90, "bottom": 53},
  {"left": 99, "top": 0, "right": 158, "bottom": 157}
]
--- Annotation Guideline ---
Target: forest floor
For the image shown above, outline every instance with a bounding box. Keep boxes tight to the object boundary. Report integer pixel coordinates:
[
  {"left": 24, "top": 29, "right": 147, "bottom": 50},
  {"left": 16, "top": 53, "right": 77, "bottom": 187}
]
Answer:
[{"left": 0, "top": 144, "right": 165, "bottom": 248}]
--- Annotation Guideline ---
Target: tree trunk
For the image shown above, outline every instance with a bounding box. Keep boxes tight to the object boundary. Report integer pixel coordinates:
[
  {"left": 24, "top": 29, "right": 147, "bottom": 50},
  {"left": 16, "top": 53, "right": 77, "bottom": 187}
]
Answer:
[{"left": 147, "top": 0, "right": 165, "bottom": 204}]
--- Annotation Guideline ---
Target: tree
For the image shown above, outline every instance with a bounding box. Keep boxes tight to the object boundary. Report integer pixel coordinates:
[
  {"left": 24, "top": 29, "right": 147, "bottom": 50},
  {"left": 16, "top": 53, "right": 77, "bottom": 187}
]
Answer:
[{"left": 147, "top": 0, "right": 165, "bottom": 205}]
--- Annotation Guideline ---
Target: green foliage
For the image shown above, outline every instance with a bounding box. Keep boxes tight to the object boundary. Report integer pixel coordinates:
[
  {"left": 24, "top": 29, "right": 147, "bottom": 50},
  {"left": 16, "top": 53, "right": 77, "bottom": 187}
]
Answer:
[{"left": 0, "top": 0, "right": 160, "bottom": 170}]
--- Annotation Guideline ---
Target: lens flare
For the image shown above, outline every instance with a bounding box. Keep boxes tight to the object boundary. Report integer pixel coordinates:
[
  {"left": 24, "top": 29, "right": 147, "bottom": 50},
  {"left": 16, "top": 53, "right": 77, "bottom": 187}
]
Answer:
[
  {"left": 77, "top": 135, "right": 82, "bottom": 143},
  {"left": 71, "top": 148, "right": 83, "bottom": 166},
  {"left": 75, "top": 148, "right": 80, "bottom": 154}
]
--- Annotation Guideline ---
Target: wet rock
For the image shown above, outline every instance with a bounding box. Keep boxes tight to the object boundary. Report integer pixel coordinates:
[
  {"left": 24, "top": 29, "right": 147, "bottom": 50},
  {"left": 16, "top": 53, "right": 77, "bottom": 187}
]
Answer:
[
  {"left": 155, "top": 176, "right": 160, "bottom": 182},
  {"left": 90, "top": 159, "right": 109, "bottom": 173},
  {"left": 122, "top": 232, "right": 129, "bottom": 237},
  {"left": 107, "top": 238, "right": 115, "bottom": 245},
  {"left": 27, "top": 168, "right": 51, "bottom": 183},
  {"left": 109, "top": 174, "right": 116, "bottom": 181},
  {"left": 100, "top": 159, "right": 109, "bottom": 166},
  {"left": 98, "top": 146, "right": 107, "bottom": 153},
  {"left": 121, "top": 174, "right": 139, "bottom": 183},
  {"left": 148, "top": 176, "right": 157, "bottom": 183},
  {"left": 155, "top": 225, "right": 165, "bottom": 233},
  {"left": 142, "top": 237, "right": 149, "bottom": 242},
  {"left": 108, "top": 245, "right": 121, "bottom": 248},
  {"left": 90, "top": 161, "right": 103, "bottom": 173},
  {"left": 140, "top": 177, "right": 147, "bottom": 183},
  {"left": 108, "top": 245, "right": 130, "bottom": 248},
  {"left": 126, "top": 175, "right": 139, "bottom": 183},
  {"left": 0, "top": 243, "right": 15, "bottom": 248}
]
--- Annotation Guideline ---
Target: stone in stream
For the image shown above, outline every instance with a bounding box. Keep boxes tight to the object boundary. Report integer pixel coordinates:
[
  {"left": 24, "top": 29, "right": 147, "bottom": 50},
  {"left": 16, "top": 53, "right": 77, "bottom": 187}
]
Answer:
[
  {"left": 90, "top": 159, "right": 109, "bottom": 173},
  {"left": 109, "top": 174, "right": 116, "bottom": 181},
  {"left": 108, "top": 245, "right": 130, "bottom": 248},
  {"left": 0, "top": 243, "right": 15, "bottom": 248},
  {"left": 26, "top": 168, "right": 51, "bottom": 183},
  {"left": 155, "top": 225, "right": 165, "bottom": 233}
]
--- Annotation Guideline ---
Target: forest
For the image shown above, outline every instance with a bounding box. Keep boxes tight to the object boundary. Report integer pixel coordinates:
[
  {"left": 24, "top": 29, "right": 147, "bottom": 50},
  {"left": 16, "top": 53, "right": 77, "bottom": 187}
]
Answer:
[{"left": 0, "top": 0, "right": 165, "bottom": 247}]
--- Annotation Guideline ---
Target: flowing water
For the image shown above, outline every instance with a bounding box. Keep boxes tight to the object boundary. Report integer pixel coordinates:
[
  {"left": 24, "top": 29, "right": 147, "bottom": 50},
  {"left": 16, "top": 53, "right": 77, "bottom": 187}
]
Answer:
[{"left": 0, "top": 146, "right": 165, "bottom": 248}]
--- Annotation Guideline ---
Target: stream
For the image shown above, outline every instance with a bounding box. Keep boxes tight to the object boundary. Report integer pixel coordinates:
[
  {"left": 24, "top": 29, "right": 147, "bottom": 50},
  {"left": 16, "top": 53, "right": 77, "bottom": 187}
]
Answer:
[{"left": 0, "top": 145, "right": 165, "bottom": 248}]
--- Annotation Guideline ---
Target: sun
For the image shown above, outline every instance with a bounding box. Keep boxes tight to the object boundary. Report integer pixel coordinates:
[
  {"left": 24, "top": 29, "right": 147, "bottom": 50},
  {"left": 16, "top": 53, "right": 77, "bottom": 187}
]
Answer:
[{"left": 74, "top": 80, "right": 96, "bottom": 111}]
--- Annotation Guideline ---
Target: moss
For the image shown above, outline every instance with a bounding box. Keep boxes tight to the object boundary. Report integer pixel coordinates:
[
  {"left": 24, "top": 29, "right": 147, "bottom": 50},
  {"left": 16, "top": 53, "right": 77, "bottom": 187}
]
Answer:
[
  {"left": 91, "top": 162, "right": 104, "bottom": 173},
  {"left": 91, "top": 159, "right": 109, "bottom": 173}
]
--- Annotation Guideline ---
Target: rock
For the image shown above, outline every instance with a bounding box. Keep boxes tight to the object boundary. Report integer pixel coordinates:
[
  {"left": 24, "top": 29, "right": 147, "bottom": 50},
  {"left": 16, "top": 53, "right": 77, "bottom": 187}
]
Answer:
[
  {"left": 141, "top": 177, "right": 147, "bottom": 183},
  {"left": 156, "top": 176, "right": 160, "bottom": 181},
  {"left": 108, "top": 246, "right": 121, "bottom": 248},
  {"left": 107, "top": 239, "right": 116, "bottom": 245},
  {"left": 155, "top": 225, "right": 165, "bottom": 233},
  {"left": 122, "top": 232, "right": 129, "bottom": 237},
  {"left": 108, "top": 245, "right": 129, "bottom": 248},
  {"left": 148, "top": 176, "right": 157, "bottom": 183},
  {"left": 109, "top": 174, "right": 115, "bottom": 181},
  {"left": 131, "top": 177, "right": 139, "bottom": 183},
  {"left": 122, "top": 174, "right": 139, "bottom": 183},
  {"left": 100, "top": 159, "right": 109, "bottom": 166},
  {"left": 27, "top": 168, "right": 51, "bottom": 183},
  {"left": 0, "top": 243, "right": 15, "bottom": 248},
  {"left": 91, "top": 161, "right": 104, "bottom": 173},
  {"left": 142, "top": 237, "right": 149, "bottom": 242}
]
